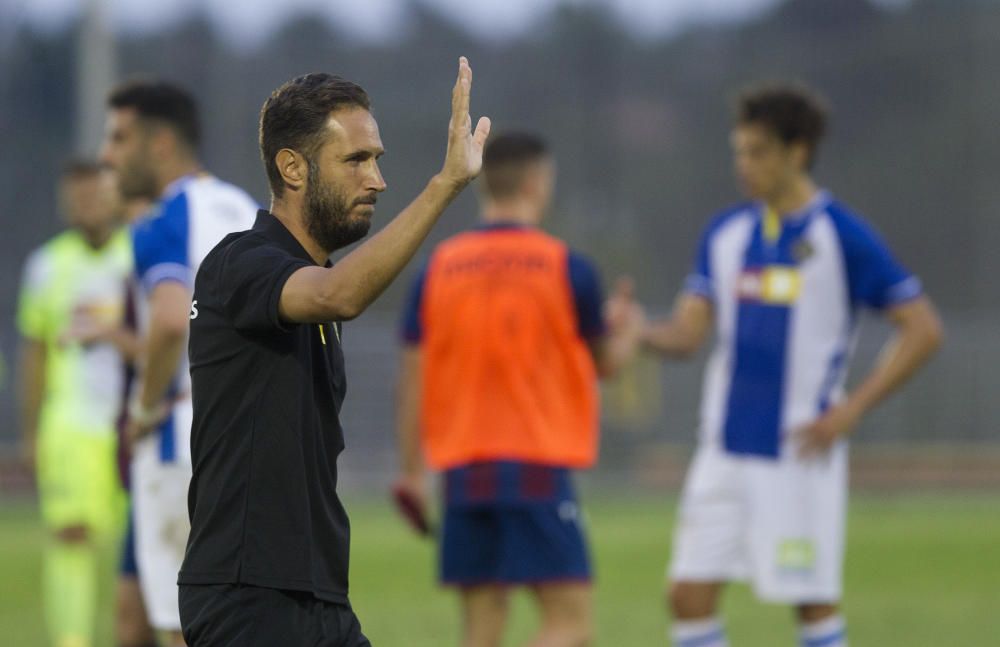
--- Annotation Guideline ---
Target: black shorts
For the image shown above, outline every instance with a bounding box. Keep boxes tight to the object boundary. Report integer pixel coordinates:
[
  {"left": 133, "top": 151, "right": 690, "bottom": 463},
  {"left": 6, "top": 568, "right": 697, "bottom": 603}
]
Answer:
[{"left": 180, "top": 584, "right": 371, "bottom": 647}]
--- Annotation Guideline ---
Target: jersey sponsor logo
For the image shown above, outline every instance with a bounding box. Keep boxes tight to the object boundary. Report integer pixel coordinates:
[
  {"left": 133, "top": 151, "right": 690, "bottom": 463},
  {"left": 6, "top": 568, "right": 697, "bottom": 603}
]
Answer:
[
  {"left": 776, "top": 537, "right": 817, "bottom": 574},
  {"left": 737, "top": 266, "right": 801, "bottom": 305},
  {"left": 442, "top": 250, "right": 552, "bottom": 276}
]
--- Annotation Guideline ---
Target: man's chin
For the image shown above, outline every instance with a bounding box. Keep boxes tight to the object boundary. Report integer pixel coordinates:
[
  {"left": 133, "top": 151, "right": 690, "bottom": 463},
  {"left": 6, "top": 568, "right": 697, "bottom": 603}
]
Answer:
[
  {"left": 353, "top": 205, "right": 375, "bottom": 220},
  {"left": 322, "top": 223, "right": 372, "bottom": 252}
]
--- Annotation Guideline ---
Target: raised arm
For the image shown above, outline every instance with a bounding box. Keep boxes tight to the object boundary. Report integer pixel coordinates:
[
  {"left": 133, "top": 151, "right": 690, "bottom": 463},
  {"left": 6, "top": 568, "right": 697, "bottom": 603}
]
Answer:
[{"left": 278, "top": 58, "right": 491, "bottom": 324}]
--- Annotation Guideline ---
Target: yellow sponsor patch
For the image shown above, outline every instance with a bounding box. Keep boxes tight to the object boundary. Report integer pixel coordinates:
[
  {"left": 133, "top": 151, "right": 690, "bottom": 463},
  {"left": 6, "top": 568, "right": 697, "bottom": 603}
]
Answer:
[
  {"left": 777, "top": 538, "right": 816, "bottom": 570},
  {"left": 761, "top": 267, "right": 801, "bottom": 304},
  {"left": 737, "top": 266, "right": 801, "bottom": 305}
]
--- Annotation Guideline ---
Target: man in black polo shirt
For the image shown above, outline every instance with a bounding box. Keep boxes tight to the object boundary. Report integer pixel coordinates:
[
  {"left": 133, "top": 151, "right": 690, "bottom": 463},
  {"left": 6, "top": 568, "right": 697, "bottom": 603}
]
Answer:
[{"left": 178, "top": 58, "right": 490, "bottom": 646}]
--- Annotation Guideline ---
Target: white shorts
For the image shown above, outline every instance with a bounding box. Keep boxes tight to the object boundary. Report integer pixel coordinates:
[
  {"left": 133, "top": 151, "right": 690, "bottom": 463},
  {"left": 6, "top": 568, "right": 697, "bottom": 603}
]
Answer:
[
  {"left": 669, "top": 442, "right": 847, "bottom": 604},
  {"left": 131, "top": 434, "right": 192, "bottom": 631}
]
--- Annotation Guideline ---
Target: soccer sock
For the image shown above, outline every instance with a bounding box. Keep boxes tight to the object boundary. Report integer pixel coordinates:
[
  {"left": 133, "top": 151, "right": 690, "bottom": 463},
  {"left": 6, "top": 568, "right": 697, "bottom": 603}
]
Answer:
[
  {"left": 671, "top": 617, "right": 729, "bottom": 647},
  {"left": 43, "top": 539, "right": 98, "bottom": 647},
  {"left": 799, "top": 614, "right": 847, "bottom": 647}
]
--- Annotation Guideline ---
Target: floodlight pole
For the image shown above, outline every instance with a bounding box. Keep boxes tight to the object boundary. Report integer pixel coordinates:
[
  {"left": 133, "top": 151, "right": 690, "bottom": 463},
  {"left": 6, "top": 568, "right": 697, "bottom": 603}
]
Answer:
[{"left": 75, "top": 0, "right": 116, "bottom": 156}]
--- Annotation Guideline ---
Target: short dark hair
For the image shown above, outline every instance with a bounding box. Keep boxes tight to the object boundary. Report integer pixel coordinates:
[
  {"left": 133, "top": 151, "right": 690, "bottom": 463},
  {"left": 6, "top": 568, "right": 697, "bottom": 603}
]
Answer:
[
  {"left": 736, "top": 83, "right": 828, "bottom": 168},
  {"left": 481, "top": 133, "right": 549, "bottom": 200},
  {"left": 61, "top": 158, "right": 107, "bottom": 181},
  {"left": 259, "top": 73, "right": 371, "bottom": 197},
  {"left": 108, "top": 80, "right": 201, "bottom": 150}
]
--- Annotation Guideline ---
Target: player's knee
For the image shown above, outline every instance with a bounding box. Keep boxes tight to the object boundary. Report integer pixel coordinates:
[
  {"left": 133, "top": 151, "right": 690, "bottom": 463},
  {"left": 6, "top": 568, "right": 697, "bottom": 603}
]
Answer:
[
  {"left": 536, "top": 621, "right": 593, "bottom": 647},
  {"left": 668, "top": 581, "right": 718, "bottom": 619},
  {"left": 116, "top": 597, "right": 153, "bottom": 646},
  {"left": 797, "top": 602, "right": 839, "bottom": 623},
  {"left": 569, "top": 619, "right": 595, "bottom": 646},
  {"left": 462, "top": 632, "right": 504, "bottom": 647}
]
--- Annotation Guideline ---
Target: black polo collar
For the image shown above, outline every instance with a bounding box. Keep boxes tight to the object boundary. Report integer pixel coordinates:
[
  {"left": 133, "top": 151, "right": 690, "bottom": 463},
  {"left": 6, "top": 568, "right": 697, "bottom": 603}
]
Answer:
[{"left": 253, "top": 209, "right": 324, "bottom": 266}]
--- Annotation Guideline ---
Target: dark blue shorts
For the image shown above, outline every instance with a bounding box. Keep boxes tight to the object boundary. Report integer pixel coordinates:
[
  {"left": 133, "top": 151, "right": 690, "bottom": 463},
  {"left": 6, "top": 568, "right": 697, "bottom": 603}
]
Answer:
[
  {"left": 440, "top": 499, "right": 591, "bottom": 586},
  {"left": 120, "top": 505, "right": 139, "bottom": 577}
]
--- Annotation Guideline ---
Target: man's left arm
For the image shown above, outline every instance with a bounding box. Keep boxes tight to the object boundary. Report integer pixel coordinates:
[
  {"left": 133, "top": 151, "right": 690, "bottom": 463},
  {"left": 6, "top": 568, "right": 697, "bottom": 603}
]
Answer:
[
  {"left": 131, "top": 281, "right": 190, "bottom": 437},
  {"left": 394, "top": 346, "right": 425, "bottom": 496},
  {"left": 799, "top": 295, "right": 943, "bottom": 456},
  {"left": 129, "top": 207, "right": 193, "bottom": 438},
  {"left": 391, "top": 268, "right": 433, "bottom": 536}
]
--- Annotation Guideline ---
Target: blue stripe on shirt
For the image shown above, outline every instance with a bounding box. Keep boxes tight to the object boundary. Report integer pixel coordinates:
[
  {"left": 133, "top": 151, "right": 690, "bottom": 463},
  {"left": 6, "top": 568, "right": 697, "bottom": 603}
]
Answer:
[{"left": 722, "top": 211, "right": 809, "bottom": 459}]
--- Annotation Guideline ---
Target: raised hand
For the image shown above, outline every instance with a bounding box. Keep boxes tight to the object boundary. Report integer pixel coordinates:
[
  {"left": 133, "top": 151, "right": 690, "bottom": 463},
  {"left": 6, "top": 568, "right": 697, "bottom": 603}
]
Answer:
[{"left": 440, "top": 57, "right": 491, "bottom": 188}]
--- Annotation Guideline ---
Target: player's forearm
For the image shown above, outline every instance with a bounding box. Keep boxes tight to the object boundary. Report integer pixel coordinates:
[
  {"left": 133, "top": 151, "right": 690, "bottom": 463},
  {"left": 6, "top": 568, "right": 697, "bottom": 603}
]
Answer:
[
  {"left": 641, "top": 319, "right": 701, "bottom": 358},
  {"left": 844, "top": 306, "right": 943, "bottom": 419},
  {"left": 397, "top": 417, "right": 424, "bottom": 478},
  {"left": 17, "top": 340, "right": 45, "bottom": 443},
  {"left": 107, "top": 327, "right": 142, "bottom": 364},
  {"left": 302, "top": 175, "right": 464, "bottom": 323},
  {"left": 641, "top": 295, "right": 712, "bottom": 359},
  {"left": 595, "top": 331, "right": 636, "bottom": 378},
  {"left": 137, "top": 324, "right": 186, "bottom": 409},
  {"left": 395, "top": 351, "right": 425, "bottom": 477}
]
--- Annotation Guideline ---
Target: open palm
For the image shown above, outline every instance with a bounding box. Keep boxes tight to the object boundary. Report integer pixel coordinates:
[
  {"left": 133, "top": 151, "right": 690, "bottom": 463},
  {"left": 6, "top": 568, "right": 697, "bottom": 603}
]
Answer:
[{"left": 440, "top": 57, "right": 491, "bottom": 186}]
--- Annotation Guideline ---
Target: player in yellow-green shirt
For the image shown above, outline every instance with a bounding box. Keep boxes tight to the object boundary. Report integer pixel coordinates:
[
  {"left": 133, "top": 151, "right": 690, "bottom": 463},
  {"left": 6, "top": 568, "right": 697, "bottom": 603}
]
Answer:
[{"left": 17, "top": 160, "right": 137, "bottom": 647}]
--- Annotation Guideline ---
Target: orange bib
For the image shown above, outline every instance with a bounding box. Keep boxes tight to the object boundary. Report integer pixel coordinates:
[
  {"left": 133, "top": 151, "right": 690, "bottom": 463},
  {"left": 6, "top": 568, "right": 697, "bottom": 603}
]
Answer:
[{"left": 420, "top": 228, "right": 599, "bottom": 469}]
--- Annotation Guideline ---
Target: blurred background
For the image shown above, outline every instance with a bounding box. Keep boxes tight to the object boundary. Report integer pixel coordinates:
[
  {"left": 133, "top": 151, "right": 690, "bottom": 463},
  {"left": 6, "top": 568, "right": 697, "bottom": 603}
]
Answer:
[{"left": 0, "top": 0, "right": 997, "bottom": 644}]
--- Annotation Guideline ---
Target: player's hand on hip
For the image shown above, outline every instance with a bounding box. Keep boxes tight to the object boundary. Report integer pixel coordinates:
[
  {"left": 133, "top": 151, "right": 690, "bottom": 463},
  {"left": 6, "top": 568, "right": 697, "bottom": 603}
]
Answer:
[
  {"left": 439, "top": 57, "right": 491, "bottom": 189},
  {"left": 796, "top": 401, "right": 862, "bottom": 458}
]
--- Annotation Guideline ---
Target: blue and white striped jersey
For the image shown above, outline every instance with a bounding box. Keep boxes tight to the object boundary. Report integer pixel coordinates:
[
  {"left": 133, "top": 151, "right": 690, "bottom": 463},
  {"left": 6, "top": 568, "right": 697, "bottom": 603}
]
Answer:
[
  {"left": 687, "top": 191, "right": 922, "bottom": 459},
  {"left": 131, "top": 174, "right": 258, "bottom": 463}
]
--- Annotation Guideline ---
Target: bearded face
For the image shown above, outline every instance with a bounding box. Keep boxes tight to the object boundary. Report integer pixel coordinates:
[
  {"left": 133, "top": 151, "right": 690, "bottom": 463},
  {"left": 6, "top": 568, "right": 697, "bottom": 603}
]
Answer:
[
  {"left": 304, "top": 161, "right": 374, "bottom": 253},
  {"left": 101, "top": 108, "right": 160, "bottom": 201},
  {"left": 116, "top": 149, "right": 159, "bottom": 201}
]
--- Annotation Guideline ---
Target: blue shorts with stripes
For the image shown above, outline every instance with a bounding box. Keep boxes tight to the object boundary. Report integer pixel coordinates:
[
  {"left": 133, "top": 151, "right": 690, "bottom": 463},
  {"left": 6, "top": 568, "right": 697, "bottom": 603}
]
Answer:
[{"left": 439, "top": 463, "right": 591, "bottom": 587}]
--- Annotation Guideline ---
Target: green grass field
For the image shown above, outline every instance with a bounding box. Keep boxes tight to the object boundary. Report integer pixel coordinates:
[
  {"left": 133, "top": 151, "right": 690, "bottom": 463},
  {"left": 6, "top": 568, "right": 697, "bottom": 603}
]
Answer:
[{"left": 2, "top": 492, "right": 998, "bottom": 646}]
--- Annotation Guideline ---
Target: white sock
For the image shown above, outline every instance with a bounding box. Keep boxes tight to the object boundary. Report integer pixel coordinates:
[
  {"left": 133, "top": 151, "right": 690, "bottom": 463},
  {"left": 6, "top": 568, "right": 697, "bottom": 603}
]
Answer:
[
  {"left": 671, "top": 617, "right": 728, "bottom": 647},
  {"left": 800, "top": 614, "right": 847, "bottom": 647}
]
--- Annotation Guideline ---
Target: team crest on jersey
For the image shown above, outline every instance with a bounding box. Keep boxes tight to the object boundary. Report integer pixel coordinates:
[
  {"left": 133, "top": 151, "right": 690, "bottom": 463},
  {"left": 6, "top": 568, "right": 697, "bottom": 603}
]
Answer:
[
  {"left": 738, "top": 266, "right": 802, "bottom": 305},
  {"left": 793, "top": 239, "right": 816, "bottom": 263}
]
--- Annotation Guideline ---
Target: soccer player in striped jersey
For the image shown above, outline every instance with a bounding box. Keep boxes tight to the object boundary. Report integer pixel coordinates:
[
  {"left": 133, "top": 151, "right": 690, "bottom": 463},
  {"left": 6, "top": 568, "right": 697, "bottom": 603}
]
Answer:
[
  {"left": 642, "top": 84, "right": 943, "bottom": 647},
  {"left": 100, "top": 81, "right": 258, "bottom": 646}
]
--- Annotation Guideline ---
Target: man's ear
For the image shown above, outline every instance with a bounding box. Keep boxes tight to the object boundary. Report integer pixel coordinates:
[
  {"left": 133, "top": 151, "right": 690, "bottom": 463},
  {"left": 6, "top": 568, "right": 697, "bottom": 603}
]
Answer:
[
  {"left": 146, "top": 124, "right": 174, "bottom": 161},
  {"left": 789, "top": 140, "right": 811, "bottom": 172},
  {"left": 276, "top": 149, "right": 307, "bottom": 192}
]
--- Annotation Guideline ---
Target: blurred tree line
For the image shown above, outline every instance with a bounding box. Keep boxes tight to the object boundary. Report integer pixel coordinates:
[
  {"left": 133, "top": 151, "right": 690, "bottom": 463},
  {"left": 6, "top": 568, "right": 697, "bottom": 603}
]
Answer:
[{"left": 1, "top": 0, "right": 996, "bottom": 451}]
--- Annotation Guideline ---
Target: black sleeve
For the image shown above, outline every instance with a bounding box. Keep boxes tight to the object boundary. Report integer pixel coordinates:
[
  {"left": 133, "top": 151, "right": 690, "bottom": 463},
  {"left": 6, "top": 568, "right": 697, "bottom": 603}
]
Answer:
[{"left": 218, "top": 237, "right": 312, "bottom": 332}]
